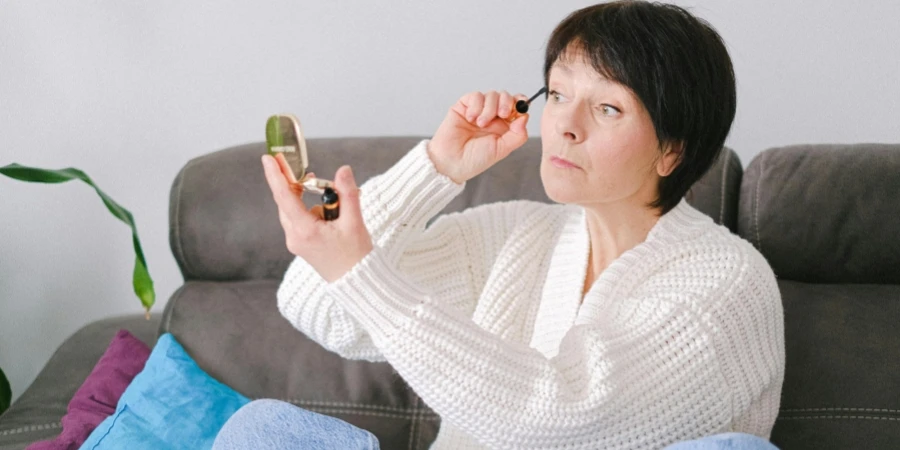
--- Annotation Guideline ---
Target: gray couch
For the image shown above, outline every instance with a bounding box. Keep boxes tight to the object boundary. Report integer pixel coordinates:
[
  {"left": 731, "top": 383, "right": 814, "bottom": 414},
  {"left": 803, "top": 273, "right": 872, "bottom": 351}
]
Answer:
[{"left": 1, "top": 137, "right": 897, "bottom": 450}]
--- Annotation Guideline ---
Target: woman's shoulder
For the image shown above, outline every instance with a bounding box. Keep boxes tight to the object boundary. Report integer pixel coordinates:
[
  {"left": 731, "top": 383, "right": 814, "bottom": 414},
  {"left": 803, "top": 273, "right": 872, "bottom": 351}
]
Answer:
[
  {"left": 658, "top": 201, "right": 770, "bottom": 270},
  {"left": 646, "top": 202, "right": 779, "bottom": 301},
  {"left": 673, "top": 221, "right": 775, "bottom": 282}
]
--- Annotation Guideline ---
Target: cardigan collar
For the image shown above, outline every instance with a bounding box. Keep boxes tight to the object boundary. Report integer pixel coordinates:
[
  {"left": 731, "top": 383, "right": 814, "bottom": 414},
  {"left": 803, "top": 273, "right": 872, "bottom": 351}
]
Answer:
[{"left": 529, "top": 198, "right": 712, "bottom": 357}]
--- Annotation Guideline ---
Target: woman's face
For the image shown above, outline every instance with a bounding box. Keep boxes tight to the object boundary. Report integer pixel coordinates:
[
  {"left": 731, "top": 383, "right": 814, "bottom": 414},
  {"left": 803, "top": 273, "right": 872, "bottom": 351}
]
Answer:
[{"left": 540, "top": 47, "right": 676, "bottom": 208}]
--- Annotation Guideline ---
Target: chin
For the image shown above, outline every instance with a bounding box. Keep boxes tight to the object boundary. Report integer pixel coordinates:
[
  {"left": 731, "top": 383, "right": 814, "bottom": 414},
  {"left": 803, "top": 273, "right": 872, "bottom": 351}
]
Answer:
[{"left": 540, "top": 164, "right": 582, "bottom": 205}]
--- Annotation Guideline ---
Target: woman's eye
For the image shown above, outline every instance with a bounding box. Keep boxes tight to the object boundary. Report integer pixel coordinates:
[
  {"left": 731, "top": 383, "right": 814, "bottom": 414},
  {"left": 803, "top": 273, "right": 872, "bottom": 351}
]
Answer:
[
  {"left": 599, "top": 104, "right": 621, "bottom": 116},
  {"left": 549, "top": 90, "right": 566, "bottom": 102}
]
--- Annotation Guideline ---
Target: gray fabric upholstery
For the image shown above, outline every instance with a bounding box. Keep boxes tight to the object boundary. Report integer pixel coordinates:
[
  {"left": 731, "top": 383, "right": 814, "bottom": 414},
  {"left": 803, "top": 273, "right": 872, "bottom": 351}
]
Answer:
[
  {"left": 769, "top": 281, "right": 900, "bottom": 449},
  {"left": 0, "top": 314, "right": 160, "bottom": 450},
  {"left": 686, "top": 146, "right": 743, "bottom": 232},
  {"left": 738, "top": 143, "right": 900, "bottom": 284},
  {"left": 737, "top": 144, "right": 900, "bottom": 450}
]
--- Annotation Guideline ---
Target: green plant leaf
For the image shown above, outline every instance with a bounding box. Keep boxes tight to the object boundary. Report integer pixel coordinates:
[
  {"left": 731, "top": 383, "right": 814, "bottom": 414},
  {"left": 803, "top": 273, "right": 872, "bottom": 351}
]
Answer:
[
  {"left": 0, "top": 163, "right": 155, "bottom": 316},
  {"left": 0, "top": 366, "right": 10, "bottom": 415}
]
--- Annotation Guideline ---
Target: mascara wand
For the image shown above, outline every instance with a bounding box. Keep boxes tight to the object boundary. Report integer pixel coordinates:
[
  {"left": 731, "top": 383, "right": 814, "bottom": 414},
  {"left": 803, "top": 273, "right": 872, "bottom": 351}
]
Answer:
[{"left": 506, "top": 86, "right": 548, "bottom": 123}]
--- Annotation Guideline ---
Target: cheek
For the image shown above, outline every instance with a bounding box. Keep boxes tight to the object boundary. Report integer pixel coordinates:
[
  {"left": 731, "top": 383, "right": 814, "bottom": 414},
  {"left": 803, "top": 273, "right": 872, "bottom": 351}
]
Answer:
[
  {"left": 587, "top": 124, "right": 658, "bottom": 172},
  {"left": 539, "top": 109, "right": 553, "bottom": 139}
]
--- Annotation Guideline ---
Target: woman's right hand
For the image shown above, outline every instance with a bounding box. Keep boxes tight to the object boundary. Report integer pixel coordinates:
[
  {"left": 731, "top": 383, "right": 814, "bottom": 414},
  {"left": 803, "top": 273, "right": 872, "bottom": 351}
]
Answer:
[{"left": 427, "top": 90, "right": 530, "bottom": 184}]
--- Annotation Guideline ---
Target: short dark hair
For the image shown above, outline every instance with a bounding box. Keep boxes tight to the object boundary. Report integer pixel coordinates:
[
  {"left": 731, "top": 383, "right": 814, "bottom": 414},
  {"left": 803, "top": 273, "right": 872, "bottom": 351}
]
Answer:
[{"left": 543, "top": 0, "right": 736, "bottom": 214}]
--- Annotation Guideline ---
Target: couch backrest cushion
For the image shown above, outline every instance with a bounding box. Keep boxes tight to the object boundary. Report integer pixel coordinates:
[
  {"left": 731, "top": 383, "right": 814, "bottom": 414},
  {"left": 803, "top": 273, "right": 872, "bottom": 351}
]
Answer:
[
  {"left": 737, "top": 144, "right": 900, "bottom": 284},
  {"left": 169, "top": 136, "right": 741, "bottom": 281}
]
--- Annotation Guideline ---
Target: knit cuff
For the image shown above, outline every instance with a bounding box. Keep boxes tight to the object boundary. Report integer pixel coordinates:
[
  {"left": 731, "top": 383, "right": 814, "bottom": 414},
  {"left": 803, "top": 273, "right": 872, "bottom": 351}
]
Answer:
[
  {"left": 276, "top": 255, "right": 327, "bottom": 325},
  {"left": 325, "top": 247, "right": 426, "bottom": 343},
  {"left": 361, "top": 139, "right": 465, "bottom": 237}
]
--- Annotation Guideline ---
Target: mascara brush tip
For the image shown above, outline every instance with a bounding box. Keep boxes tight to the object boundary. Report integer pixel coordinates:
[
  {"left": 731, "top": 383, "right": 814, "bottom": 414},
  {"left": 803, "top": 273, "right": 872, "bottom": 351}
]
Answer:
[{"left": 514, "top": 86, "right": 549, "bottom": 114}]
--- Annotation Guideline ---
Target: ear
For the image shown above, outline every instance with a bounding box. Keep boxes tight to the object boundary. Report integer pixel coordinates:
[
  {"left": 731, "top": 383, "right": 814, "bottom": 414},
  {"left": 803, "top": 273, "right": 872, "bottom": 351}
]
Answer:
[{"left": 656, "top": 140, "right": 684, "bottom": 177}]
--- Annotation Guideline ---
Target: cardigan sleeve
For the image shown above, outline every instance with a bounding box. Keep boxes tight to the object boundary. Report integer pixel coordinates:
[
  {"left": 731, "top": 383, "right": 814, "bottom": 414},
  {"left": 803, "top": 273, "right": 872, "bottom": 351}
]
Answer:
[
  {"left": 276, "top": 139, "right": 521, "bottom": 362},
  {"left": 325, "top": 246, "right": 755, "bottom": 449}
]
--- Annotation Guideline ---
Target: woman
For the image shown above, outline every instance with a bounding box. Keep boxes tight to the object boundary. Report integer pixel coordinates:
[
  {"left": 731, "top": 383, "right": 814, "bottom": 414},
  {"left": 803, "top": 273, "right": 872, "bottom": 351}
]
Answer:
[{"left": 215, "top": 1, "right": 785, "bottom": 449}]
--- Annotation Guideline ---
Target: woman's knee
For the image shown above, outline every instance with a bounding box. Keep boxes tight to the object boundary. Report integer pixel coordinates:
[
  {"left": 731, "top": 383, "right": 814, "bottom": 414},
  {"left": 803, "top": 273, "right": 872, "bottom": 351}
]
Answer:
[
  {"left": 213, "top": 399, "right": 380, "bottom": 450},
  {"left": 233, "top": 399, "right": 298, "bottom": 421},
  {"left": 213, "top": 399, "right": 303, "bottom": 449},
  {"left": 663, "top": 432, "right": 779, "bottom": 449}
]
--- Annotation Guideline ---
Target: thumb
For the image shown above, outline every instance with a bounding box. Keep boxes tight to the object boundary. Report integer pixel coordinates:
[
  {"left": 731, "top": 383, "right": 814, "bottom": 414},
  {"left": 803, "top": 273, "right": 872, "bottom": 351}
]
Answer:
[
  {"left": 497, "top": 113, "right": 529, "bottom": 157},
  {"left": 509, "top": 112, "right": 529, "bottom": 136},
  {"left": 333, "top": 165, "right": 363, "bottom": 227}
]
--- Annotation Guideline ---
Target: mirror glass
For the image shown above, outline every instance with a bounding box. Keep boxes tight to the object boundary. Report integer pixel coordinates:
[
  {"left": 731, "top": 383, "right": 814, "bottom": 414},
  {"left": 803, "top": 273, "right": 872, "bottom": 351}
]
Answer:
[{"left": 265, "top": 114, "right": 309, "bottom": 184}]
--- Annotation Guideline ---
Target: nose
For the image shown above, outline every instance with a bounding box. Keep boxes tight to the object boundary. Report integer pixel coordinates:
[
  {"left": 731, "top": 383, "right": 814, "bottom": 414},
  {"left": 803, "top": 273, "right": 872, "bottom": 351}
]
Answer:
[{"left": 553, "top": 103, "right": 586, "bottom": 144}]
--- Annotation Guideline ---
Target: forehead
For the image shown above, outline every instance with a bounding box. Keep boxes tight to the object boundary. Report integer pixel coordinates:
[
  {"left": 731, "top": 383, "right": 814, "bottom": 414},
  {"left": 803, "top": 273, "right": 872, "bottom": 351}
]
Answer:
[{"left": 549, "top": 47, "right": 609, "bottom": 82}]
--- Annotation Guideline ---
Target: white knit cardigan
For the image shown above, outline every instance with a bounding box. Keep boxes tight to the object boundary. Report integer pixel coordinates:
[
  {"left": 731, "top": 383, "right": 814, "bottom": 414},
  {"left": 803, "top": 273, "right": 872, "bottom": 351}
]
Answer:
[{"left": 277, "top": 139, "right": 785, "bottom": 449}]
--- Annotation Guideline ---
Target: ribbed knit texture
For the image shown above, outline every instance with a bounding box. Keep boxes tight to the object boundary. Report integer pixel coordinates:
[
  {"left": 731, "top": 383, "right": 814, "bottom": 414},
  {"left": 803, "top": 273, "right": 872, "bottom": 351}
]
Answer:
[{"left": 277, "top": 139, "right": 785, "bottom": 450}]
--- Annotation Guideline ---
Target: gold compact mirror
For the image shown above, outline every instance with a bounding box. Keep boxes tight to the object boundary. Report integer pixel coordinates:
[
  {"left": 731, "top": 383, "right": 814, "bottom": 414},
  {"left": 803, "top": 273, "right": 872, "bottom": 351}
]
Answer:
[
  {"left": 265, "top": 114, "right": 340, "bottom": 220},
  {"left": 265, "top": 114, "right": 334, "bottom": 195}
]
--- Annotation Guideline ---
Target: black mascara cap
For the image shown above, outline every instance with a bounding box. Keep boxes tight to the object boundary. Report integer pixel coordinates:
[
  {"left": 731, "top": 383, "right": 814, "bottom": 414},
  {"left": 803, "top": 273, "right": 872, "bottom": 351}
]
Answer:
[
  {"left": 515, "top": 100, "right": 529, "bottom": 114},
  {"left": 322, "top": 187, "right": 339, "bottom": 205}
]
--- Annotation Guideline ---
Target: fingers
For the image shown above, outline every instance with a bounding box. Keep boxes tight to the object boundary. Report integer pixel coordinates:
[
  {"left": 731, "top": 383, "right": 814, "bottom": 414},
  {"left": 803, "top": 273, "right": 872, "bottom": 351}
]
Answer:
[
  {"left": 477, "top": 92, "right": 499, "bottom": 127},
  {"left": 497, "top": 94, "right": 530, "bottom": 159},
  {"left": 503, "top": 113, "right": 529, "bottom": 139},
  {"left": 497, "top": 91, "right": 515, "bottom": 119},
  {"left": 462, "top": 92, "right": 484, "bottom": 123},
  {"left": 461, "top": 91, "right": 529, "bottom": 128},
  {"left": 332, "top": 165, "right": 363, "bottom": 228},
  {"left": 273, "top": 152, "right": 299, "bottom": 184},
  {"left": 513, "top": 93, "right": 529, "bottom": 112},
  {"left": 262, "top": 154, "right": 315, "bottom": 227},
  {"left": 309, "top": 205, "right": 324, "bottom": 220},
  {"left": 507, "top": 94, "right": 530, "bottom": 133}
]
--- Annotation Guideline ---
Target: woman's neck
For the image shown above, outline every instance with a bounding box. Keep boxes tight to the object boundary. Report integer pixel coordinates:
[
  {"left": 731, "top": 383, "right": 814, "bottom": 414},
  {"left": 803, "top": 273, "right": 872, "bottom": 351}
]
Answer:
[{"left": 581, "top": 201, "right": 662, "bottom": 297}]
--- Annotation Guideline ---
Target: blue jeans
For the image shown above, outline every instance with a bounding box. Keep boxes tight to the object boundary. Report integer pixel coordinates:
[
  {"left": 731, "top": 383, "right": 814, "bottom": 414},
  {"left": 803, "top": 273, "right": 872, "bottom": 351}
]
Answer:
[
  {"left": 212, "top": 399, "right": 380, "bottom": 450},
  {"left": 214, "top": 399, "right": 777, "bottom": 450},
  {"left": 664, "top": 432, "right": 779, "bottom": 449}
]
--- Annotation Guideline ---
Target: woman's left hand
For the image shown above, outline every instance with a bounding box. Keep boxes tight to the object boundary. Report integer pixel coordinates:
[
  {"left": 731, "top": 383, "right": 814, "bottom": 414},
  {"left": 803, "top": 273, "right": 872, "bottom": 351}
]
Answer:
[{"left": 262, "top": 153, "right": 373, "bottom": 283}]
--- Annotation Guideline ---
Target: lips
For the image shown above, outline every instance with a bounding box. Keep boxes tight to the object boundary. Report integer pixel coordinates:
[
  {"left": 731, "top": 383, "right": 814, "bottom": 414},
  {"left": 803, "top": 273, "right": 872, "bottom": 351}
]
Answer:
[{"left": 550, "top": 155, "right": 581, "bottom": 169}]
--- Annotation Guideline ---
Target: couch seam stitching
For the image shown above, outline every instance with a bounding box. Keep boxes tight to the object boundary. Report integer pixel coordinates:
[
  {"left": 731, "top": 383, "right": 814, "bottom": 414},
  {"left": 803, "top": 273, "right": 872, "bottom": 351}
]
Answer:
[
  {"left": 777, "top": 416, "right": 899, "bottom": 421},
  {"left": 781, "top": 407, "right": 900, "bottom": 413},
  {"left": 173, "top": 159, "right": 194, "bottom": 280},
  {"left": 719, "top": 149, "right": 730, "bottom": 225},
  {"left": 294, "top": 407, "right": 439, "bottom": 421},
  {"left": 407, "top": 395, "right": 418, "bottom": 450},
  {"left": 162, "top": 283, "right": 188, "bottom": 333},
  {"left": 0, "top": 421, "right": 61, "bottom": 436},
  {"left": 754, "top": 150, "right": 765, "bottom": 252},
  {"left": 277, "top": 398, "right": 437, "bottom": 415}
]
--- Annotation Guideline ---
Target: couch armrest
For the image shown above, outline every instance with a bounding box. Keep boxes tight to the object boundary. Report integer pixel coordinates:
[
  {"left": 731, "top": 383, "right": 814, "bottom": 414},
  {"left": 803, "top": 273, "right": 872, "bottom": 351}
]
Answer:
[{"left": 0, "top": 314, "right": 160, "bottom": 450}]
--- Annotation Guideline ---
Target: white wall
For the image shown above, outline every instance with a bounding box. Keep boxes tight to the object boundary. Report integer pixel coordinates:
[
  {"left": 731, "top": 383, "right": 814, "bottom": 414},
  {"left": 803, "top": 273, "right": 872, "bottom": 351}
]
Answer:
[{"left": 1, "top": 0, "right": 898, "bottom": 402}]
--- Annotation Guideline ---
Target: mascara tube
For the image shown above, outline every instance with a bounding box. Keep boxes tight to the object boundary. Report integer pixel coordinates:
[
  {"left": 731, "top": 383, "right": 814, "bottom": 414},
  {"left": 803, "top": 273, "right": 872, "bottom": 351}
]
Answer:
[{"left": 322, "top": 187, "right": 340, "bottom": 221}]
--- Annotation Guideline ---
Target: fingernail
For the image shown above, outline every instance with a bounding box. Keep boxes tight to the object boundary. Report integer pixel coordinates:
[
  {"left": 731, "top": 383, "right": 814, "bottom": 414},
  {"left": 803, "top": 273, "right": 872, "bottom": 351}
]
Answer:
[{"left": 345, "top": 166, "right": 356, "bottom": 183}]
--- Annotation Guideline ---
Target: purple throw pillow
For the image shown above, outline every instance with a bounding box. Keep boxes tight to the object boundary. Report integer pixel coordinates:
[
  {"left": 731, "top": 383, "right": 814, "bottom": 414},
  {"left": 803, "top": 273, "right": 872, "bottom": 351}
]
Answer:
[{"left": 26, "top": 329, "right": 151, "bottom": 450}]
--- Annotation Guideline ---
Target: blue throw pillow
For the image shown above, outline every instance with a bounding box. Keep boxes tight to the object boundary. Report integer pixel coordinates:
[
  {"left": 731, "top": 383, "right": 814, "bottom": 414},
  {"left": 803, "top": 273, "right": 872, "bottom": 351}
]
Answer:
[{"left": 80, "top": 333, "right": 249, "bottom": 449}]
